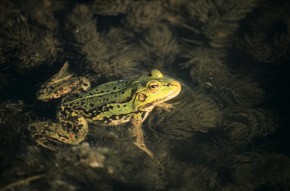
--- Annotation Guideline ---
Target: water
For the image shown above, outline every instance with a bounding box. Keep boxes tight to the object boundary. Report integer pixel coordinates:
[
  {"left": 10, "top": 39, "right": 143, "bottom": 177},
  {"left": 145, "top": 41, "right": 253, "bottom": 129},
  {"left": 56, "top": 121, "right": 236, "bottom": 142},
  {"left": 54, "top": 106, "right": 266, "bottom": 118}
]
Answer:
[{"left": 0, "top": 1, "right": 290, "bottom": 191}]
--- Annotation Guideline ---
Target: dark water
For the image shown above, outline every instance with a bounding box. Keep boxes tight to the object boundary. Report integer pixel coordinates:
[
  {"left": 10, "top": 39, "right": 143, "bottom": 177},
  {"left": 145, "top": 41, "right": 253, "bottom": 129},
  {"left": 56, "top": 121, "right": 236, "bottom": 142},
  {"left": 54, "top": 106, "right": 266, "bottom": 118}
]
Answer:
[{"left": 0, "top": 1, "right": 290, "bottom": 191}]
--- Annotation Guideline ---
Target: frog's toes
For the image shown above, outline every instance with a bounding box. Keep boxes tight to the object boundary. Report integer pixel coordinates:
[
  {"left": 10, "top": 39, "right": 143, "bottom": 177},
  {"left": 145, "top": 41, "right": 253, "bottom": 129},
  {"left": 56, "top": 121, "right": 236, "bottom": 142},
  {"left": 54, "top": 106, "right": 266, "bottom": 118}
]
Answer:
[
  {"left": 28, "top": 121, "right": 58, "bottom": 151},
  {"left": 134, "top": 142, "right": 154, "bottom": 158},
  {"left": 156, "top": 102, "right": 174, "bottom": 112},
  {"left": 29, "top": 121, "right": 48, "bottom": 135}
]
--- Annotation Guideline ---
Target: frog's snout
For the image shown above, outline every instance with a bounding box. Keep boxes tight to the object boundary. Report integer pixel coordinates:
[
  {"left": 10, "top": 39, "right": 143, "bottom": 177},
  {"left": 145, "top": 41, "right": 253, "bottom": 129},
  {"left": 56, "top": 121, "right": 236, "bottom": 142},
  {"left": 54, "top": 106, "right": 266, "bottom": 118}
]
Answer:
[{"left": 169, "top": 80, "right": 182, "bottom": 96}]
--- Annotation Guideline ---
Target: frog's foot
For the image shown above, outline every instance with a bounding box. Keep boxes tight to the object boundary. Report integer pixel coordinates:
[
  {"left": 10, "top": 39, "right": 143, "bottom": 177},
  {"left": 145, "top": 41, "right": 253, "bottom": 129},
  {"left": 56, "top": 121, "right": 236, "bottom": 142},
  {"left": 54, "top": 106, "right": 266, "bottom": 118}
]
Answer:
[
  {"left": 133, "top": 142, "right": 154, "bottom": 158},
  {"left": 156, "top": 102, "right": 174, "bottom": 112},
  {"left": 29, "top": 121, "right": 59, "bottom": 150},
  {"left": 37, "top": 61, "right": 91, "bottom": 101},
  {"left": 29, "top": 117, "right": 88, "bottom": 150}
]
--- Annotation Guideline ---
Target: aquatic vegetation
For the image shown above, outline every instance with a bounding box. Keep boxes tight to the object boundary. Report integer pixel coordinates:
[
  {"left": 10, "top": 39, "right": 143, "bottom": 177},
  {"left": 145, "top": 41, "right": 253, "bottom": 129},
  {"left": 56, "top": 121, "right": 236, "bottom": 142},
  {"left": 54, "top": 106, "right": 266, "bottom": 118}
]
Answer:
[
  {"left": 226, "top": 153, "right": 290, "bottom": 190},
  {"left": 1, "top": 18, "right": 60, "bottom": 71},
  {"left": 28, "top": 1, "right": 65, "bottom": 31},
  {"left": 125, "top": 1, "right": 164, "bottom": 32},
  {"left": 238, "top": 0, "right": 290, "bottom": 63},
  {"left": 67, "top": 4, "right": 99, "bottom": 45},
  {"left": 91, "top": 0, "right": 131, "bottom": 16},
  {"left": 185, "top": 0, "right": 218, "bottom": 23},
  {"left": 185, "top": 0, "right": 259, "bottom": 48},
  {"left": 218, "top": 76, "right": 265, "bottom": 106},
  {"left": 0, "top": 101, "right": 25, "bottom": 125},
  {"left": 0, "top": 101, "right": 33, "bottom": 189},
  {"left": 173, "top": 165, "right": 218, "bottom": 191},
  {"left": 181, "top": 47, "right": 230, "bottom": 87},
  {"left": 0, "top": 74, "right": 9, "bottom": 93},
  {"left": 42, "top": 34, "right": 62, "bottom": 61},
  {"left": 0, "top": 1, "right": 62, "bottom": 72},
  {"left": 149, "top": 89, "right": 221, "bottom": 140},
  {"left": 241, "top": 29, "right": 290, "bottom": 64},
  {"left": 206, "top": 0, "right": 259, "bottom": 48},
  {"left": 222, "top": 108, "right": 276, "bottom": 145},
  {"left": 0, "top": 46, "right": 4, "bottom": 65},
  {"left": 140, "top": 24, "right": 181, "bottom": 69},
  {"left": 68, "top": 5, "right": 143, "bottom": 78},
  {"left": 243, "top": 32, "right": 276, "bottom": 63},
  {"left": 2, "top": 19, "right": 41, "bottom": 69},
  {"left": 87, "top": 28, "right": 145, "bottom": 78},
  {"left": 0, "top": 1, "right": 289, "bottom": 190}
]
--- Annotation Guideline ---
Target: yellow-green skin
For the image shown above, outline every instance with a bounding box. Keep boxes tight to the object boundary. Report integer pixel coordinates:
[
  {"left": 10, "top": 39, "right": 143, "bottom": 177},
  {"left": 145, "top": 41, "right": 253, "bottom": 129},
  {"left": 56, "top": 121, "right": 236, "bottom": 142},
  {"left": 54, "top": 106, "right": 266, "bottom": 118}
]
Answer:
[{"left": 30, "top": 65, "right": 181, "bottom": 158}]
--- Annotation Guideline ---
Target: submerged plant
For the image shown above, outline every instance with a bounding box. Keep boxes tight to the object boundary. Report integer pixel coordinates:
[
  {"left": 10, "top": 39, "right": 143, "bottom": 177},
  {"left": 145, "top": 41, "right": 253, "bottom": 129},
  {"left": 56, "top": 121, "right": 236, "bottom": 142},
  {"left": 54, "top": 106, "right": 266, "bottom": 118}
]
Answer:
[
  {"left": 91, "top": 0, "right": 132, "bottom": 16},
  {"left": 181, "top": 47, "right": 230, "bottom": 88},
  {"left": 242, "top": 31, "right": 290, "bottom": 64},
  {"left": 148, "top": 89, "right": 221, "bottom": 140},
  {"left": 0, "top": 1, "right": 289, "bottom": 191},
  {"left": 67, "top": 5, "right": 144, "bottom": 79},
  {"left": 221, "top": 108, "right": 276, "bottom": 145},
  {"left": 1, "top": 18, "right": 60, "bottom": 71},
  {"left": 125, "top": 1, "right": 164, "bottom": 32},
  {"left": 184, "top": 0, "right": 259, "bottom": 48},
  {"left": 0, "top": 1, "right": 62, "bottom": 72},
  {"left": 225, "top": 153, "right": 290, "bottom": 190},
  {"left": 140, "top": 24, "right": 181, "bottom": 69},
  {"left": 87, "top": 28, "right": 145, "bottom": 78},
  {"left": 218, "top": 76, "right": 265, "bottom": 106}
]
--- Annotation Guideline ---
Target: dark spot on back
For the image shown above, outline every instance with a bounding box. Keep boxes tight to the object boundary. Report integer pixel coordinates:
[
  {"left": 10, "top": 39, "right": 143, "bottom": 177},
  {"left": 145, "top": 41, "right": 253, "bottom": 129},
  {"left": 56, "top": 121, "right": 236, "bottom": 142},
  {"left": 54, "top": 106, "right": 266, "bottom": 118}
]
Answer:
[
  {"left": 141, "top": 112, "right": 146, "bottom": 119},
  {"left": 110, "top": 115, "right": 117, "bottom": 120}
]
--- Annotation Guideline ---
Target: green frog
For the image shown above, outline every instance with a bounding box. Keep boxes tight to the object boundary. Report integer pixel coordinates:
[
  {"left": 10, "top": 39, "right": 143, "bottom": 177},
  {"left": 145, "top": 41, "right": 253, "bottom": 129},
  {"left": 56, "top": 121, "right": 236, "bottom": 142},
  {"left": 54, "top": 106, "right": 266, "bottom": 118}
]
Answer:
[{"left": 29, "top": 62, "right": 181, "bottom": 158}]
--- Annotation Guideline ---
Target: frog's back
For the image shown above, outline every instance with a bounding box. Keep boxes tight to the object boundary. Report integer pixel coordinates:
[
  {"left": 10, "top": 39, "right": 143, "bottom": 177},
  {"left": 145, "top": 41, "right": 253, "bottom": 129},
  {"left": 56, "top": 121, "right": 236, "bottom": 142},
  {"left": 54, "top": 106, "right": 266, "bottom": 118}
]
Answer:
[{"left": 61, "top": 79, "right": 135, "bottom": 109}]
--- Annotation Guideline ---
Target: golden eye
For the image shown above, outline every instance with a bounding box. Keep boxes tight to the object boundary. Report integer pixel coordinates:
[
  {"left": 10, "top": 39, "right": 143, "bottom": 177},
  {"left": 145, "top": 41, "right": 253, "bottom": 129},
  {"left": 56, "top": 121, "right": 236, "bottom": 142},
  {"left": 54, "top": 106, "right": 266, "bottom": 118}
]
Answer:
[{"left": 148, "top": 81, "right": 160, "bottom": 93}]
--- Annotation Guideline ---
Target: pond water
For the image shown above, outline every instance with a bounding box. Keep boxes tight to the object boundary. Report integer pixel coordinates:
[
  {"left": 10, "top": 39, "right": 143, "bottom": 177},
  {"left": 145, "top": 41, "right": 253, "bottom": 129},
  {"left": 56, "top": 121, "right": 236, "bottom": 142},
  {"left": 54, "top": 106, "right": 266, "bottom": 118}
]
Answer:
[{"left": 0, "top": 1, "right": 290, "bottom": 191}]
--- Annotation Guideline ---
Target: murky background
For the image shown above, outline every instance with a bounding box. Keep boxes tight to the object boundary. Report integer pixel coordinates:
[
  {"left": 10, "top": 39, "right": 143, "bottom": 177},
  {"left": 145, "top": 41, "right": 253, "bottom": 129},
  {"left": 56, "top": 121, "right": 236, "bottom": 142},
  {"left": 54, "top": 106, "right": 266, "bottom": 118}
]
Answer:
[{"left": 0, "top": 0, "right": 290, "bottom": 190}]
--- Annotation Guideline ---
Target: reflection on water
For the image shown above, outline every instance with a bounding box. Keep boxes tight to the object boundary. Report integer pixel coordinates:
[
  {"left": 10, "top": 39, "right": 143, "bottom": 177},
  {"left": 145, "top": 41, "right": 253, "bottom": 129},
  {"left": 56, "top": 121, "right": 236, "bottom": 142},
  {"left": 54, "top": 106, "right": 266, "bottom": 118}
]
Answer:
[{"left": 0, "top": 1, "right": 290, "bottom": 191}]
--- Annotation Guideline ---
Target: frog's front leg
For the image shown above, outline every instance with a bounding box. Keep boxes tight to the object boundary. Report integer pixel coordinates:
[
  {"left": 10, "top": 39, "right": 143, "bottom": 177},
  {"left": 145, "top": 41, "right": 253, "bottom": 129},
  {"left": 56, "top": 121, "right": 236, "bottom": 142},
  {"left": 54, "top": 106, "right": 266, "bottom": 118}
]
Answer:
[
  {"left": 29, "top": 114, "right": 88, "bottom": 150},
  {"left": 156, "top": 102, "right": 174, "bottom": 112},
  {"left": 129, "top": 113, "right": 154, "bottom": 158}
]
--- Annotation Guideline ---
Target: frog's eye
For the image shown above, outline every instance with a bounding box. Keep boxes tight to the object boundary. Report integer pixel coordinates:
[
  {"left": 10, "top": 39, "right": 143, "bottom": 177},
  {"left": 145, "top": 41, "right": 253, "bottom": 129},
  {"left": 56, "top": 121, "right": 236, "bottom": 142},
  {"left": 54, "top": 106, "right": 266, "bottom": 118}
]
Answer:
[{"left": 148, "top": 81, "right": 160, "bottom": 93}]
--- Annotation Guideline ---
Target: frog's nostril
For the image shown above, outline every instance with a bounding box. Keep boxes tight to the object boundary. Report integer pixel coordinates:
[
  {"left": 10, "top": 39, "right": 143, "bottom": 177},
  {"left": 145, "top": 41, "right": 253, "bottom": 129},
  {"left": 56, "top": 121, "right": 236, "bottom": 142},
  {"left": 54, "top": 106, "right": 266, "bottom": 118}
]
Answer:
[{"left": 167, "top": 83, "right": 172, "bottom": 87}]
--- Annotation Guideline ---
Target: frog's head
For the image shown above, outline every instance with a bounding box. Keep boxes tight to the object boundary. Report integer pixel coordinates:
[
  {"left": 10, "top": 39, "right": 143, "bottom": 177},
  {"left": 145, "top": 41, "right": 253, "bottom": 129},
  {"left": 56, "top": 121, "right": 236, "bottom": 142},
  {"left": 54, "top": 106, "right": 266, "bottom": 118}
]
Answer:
[{"left": 133, "top": 69, "right": 181, "bottom": 110}]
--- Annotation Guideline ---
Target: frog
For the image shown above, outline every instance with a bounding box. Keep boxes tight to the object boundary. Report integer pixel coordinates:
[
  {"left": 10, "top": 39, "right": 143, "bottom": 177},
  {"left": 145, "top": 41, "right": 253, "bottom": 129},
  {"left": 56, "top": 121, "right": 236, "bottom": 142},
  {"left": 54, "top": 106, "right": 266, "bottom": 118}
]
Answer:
[{"left": 29, "top": 62, "right": 181, "bottom": 158}]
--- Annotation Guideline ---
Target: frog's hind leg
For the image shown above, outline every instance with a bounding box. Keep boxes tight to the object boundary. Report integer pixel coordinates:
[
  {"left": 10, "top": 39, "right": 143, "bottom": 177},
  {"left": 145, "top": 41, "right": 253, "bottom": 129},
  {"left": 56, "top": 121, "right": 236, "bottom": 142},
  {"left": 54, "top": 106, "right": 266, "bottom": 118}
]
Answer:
[{"left": 29, "top": 116, "right": 88, "bottom": 150}]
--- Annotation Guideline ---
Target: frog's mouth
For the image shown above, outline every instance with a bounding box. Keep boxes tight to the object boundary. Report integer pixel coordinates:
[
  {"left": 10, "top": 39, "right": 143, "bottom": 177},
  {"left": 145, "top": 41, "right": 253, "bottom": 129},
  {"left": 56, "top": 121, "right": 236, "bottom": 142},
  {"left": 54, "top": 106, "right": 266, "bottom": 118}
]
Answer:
[{"left": 153, "top": 83, "right": 182, "bottom": 104}]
